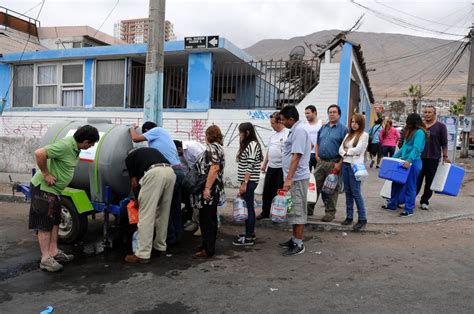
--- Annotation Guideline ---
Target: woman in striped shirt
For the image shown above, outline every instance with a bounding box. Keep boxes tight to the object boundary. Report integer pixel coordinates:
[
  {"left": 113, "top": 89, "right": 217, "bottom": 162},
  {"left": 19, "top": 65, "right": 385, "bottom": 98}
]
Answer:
[{"left": 232, "top": 122, "right": 263, "bottom": 247}]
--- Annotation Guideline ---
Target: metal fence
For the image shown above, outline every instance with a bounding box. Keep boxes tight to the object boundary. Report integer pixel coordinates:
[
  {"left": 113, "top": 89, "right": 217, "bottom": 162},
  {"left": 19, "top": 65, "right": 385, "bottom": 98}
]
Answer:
[{"left": 211, "top": 59, "right": 320, "bottom": 109}]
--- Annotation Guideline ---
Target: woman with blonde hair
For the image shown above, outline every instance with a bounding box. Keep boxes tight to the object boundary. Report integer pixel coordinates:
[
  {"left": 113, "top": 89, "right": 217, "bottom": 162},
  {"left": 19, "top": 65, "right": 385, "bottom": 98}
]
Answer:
[{"left": 339, "top": 113, "right": 369, "bottom": 231}]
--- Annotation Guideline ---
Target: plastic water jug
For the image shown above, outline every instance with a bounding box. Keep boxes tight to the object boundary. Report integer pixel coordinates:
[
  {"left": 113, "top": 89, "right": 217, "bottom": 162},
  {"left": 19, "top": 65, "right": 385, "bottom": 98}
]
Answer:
[
  {"left": 132, "top": 230, "right": 139, "bottom": 253},
  {"left": 353, "top": 163, "right": 369, "bottom": 181},
  {"left": 322, "top": 170, "right": 338, "bottom": 194},
  {"left": 271, "top": 189, "right": 291, "bottom": 223},
  {"left": 233, "top": 197, "right": 248, "bottom": 222}
]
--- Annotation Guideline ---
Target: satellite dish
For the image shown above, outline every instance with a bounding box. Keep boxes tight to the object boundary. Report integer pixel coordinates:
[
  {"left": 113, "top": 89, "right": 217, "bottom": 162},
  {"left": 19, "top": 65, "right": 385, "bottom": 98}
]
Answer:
[{"left": 289, "top": 45, "right": 305, "bottom": 60}]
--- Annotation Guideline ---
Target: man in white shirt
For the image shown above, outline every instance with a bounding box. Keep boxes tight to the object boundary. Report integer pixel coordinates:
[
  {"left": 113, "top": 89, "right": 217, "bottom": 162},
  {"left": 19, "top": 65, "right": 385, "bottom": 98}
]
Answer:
[
  {"left": 304, "top": 105, "right": 323, "bottom": 171},
  {"left": 257, "top": 112, "right": 290, "bottom": 220},
  {"left": 304, "top": 105, "right": 323, "bottom": 216},
  {"left": 174, "top": 140, "right": 206, "bottom": 233}
]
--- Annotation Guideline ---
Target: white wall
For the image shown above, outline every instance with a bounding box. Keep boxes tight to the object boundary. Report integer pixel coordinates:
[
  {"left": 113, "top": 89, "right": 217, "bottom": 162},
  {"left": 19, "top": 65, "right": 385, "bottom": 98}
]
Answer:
[
  {"left": 0, "top": 108, "right": 275, "bottom": 187},
  {"left": 297, "top": 63, "right": 340, "bottom": 122}
]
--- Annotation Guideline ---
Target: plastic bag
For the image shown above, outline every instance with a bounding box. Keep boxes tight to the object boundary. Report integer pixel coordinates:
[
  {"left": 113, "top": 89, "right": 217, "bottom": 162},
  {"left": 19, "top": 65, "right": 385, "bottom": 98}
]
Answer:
[
  {"left": 132, "top": 230, "right": 139, "bottom": 253},
  {"left": 127, "top": 199, "right": 139, "bottom": 224},
  {"left": 254, "top": 172, "right": 266, "bottom": 195},
  {"left": 233, "top": 197, "right": 248, "bottom": 222},
  {"left": 322, "top": 170, "right": 338, "bottom": 194},
  {"left": 307, "top": 174, "right": 317, "bottom": 203},
  {"left": 353, "top": 163, "right": 369, "bottom": 181},
  {"left": 270, "top": 189, "right": 292, "bottom": 223}
]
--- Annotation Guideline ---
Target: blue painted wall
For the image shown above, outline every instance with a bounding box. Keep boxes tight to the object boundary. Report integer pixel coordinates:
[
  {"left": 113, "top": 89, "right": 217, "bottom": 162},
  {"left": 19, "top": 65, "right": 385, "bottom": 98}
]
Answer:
[
  {"left": 186, "top": 52, "right": 213, "bottom": 110},
  {"left": 337, "top": 42, "right": 353, "bottom": 127},
  {"left": 84, "top": 59, "right": 94, "bottom": 108},
  {"left": 0, "top": 64, "right": 11, "bottom": 109}
]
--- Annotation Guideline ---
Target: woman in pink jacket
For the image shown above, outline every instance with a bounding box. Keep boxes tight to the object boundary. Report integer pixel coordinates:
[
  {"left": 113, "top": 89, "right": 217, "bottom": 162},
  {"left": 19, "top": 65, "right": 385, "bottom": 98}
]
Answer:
[{"left": 379, "top": 119, "right": 400, "bottom": 157}]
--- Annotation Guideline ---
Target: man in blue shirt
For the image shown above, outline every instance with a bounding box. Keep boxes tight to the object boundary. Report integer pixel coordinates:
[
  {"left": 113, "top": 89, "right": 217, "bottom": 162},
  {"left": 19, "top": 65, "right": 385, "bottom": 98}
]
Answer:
[
  {"left": 130, "top": 121, "right": 184, "bottom": 246},
  {"left": 314, "top": 105, "right": 348, "bottom": 222},
  {"left": 278, "top": 105, "right": 312, "bottom": 256}
]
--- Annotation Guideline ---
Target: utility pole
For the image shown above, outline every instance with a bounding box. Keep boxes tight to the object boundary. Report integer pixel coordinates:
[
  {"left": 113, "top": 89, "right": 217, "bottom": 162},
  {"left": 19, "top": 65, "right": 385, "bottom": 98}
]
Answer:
[
  {"left": 461, "top": 27, "right": 474, "bottom": 158},
  {"left": 143, "top": 0, "right": 166, "bottom": 126}
]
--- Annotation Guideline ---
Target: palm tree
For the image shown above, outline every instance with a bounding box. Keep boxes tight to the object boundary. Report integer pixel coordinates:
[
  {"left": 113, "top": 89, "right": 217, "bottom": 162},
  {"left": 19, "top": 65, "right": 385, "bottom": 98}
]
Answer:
[{"left": 403, "top": 84, "right": 422, "bottom": 113}]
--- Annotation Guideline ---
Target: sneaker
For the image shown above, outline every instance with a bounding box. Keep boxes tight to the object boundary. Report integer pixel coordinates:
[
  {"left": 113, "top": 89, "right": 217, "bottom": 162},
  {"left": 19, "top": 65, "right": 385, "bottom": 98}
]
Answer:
[
  {"left": 53, "top": 249, "right": 74, "bottom": 263},
  {"left": 278, "top": 239, "right": 295, "bottom": 249},
  {"left": 283, "top": 244, "right": 305, "bottom": 256},
  {"left": 238, "top": 234, "right": 256, "bottom": 241},
  {"left": 184, "top": 221, "right": 199, "bottom": 232},
  {"left": 232, "top": 236, "right": 255, "bottom": 247},
  {"left": 399, "top": 211, "right": 414, "bottom": 217},
  {"left": 341, "top": 218, "right": 353, "bottom": 225},
  {"left": 353, "top": 220, "right": 367, "bottom": 231},
  {"left": 370, "top": 160, "right": 375, "bottom": 168},
  {"left": 420, "top": 203, "right": 429, "bottom": 210},
  {"left": 40, "top": 256, "right": 63, "bottom": 272}
]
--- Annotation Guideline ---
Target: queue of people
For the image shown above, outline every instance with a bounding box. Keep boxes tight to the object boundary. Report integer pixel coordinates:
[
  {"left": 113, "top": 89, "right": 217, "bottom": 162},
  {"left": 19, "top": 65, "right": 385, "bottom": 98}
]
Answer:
[{"left": 28, "top": 104, "right": 450, "bottom": 271}]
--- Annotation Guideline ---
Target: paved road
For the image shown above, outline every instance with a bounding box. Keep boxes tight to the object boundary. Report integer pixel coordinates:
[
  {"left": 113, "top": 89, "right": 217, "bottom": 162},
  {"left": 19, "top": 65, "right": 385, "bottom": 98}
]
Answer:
[{"left": 1, "top": 202, "right": 473, "bottom": 313}]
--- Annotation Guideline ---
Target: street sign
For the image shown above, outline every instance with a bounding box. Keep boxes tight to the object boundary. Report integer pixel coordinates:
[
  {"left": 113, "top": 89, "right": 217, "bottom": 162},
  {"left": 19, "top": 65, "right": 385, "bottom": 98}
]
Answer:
[
  {"left": 463, "top": 116, "right": 472, "bottom": 132},
  {"left": 207, "top": 35, "right": 219, "bottom": 48},
  {"left": 438, "top": 116, "right": 458, "bottom": 163},
  {"left": 184, "top": 36, "right": 219, "bottom": 49},
  {"left": 184, "top": 36, "right": 207, "bottom": 49}
]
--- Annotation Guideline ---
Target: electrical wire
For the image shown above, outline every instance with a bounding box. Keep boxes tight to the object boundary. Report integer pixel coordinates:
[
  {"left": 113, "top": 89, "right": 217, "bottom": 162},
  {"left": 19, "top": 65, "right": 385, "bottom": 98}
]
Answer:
[
  {"left": 373, "top": 0, "right": 471, "bottom": 30},
  {"left": 2, "top": 0, "right": 46, "bottom": 101},
  {"left": 22, "top": 1, "right": 44, "bottom": 15},
  {"left": 350, "top": 0, "right": 467, "bottom": 37},
  {"left": 92, "top": 0, "right": 120, "bottom": 40}
]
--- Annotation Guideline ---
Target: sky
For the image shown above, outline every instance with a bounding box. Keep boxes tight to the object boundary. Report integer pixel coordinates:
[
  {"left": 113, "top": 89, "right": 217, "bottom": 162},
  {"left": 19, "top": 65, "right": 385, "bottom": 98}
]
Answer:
[{"left": 4, "top": 0, "right": 473, "bottom": 48}]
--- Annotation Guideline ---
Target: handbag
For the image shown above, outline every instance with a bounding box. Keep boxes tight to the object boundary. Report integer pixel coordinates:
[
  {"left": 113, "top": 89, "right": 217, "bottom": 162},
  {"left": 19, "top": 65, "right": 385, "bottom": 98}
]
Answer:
[{"left": 182, "top": 149, "right": 210, "bottom": 194}]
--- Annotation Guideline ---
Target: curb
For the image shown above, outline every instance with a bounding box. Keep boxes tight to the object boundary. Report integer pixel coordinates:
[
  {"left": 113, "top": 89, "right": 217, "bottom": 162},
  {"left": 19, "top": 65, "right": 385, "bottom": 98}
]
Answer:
[
  {"left": 0, "top": 194, "right": 28, "bottom": 203},
  {"left": 219, "top": 215, "right": 384, "bottom": 234}
]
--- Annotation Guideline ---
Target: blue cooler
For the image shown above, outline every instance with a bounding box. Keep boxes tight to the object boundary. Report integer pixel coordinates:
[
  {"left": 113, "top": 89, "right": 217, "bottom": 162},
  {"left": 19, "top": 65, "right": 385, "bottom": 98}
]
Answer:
[
  {"left": 378, "top": 157, "right": 410, "bottom": 184},
  {"left": 430, "top": 163, "right": 464, "bottom": 196}
]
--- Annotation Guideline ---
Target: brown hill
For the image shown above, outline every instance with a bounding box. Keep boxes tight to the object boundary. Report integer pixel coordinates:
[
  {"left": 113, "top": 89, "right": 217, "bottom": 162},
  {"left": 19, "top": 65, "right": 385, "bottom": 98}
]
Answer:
[{"left": 244, "top": 30, "right": 469, "bottom": 102}]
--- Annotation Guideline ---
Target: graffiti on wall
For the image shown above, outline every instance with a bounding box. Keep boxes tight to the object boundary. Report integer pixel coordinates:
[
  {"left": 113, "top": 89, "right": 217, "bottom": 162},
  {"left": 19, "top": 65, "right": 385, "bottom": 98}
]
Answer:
[
  {"left": 1, "top": 117, "right": 49, "bottom": 138},
  {"left": 247, "top": 110, "right": 272, "bottom": 120},
  {"left": 174, "top": 119, "right": 207, "bottom": 143}
]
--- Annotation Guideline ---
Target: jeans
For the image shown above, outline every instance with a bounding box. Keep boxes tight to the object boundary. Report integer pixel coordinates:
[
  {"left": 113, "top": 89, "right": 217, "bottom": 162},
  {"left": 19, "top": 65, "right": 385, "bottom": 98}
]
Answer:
[
  {"left": 416, "top": 158, "right": 439, "bottom": 205},
  {"left": 167, "top": 168, "right": 184, "bottom": 244},
  {"left": 341, "top": 163, "right": 367, "bottom": 220},
  {"left": 382, "top": 145, "right": 396, "bottom": 157},
  {"left": 261, "top": 167, "right": 284, "bottom": 217},
  {"left": 388, "top": 159, "right": 422, "bottom": 213},
  {"left": 242, "top": 181, "right": 257, "bottom": 237}
]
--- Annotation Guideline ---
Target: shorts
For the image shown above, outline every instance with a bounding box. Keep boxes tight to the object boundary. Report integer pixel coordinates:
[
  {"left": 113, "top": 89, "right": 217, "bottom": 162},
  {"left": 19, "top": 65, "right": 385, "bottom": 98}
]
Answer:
[
  {"left": 368, "top": 143, "right": 382, "bottom": 157},
  {"left": 28, "top": 183, "right": 61, "bottom": 231},
  {"left": 287, "top": 179, "right": 309, "bottom": 225}
]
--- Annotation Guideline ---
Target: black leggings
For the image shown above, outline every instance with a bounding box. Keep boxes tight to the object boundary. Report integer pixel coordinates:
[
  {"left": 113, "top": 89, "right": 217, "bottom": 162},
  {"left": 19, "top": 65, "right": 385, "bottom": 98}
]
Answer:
[{"left": 382, "top": 146, "right": 396, "bottom": 157}]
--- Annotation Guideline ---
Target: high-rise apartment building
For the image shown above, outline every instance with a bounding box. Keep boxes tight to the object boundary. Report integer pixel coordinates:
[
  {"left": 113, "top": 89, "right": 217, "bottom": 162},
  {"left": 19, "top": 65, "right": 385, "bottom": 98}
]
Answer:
[{"left": 114, "top": 18, "right": 176, "bottom": 44}]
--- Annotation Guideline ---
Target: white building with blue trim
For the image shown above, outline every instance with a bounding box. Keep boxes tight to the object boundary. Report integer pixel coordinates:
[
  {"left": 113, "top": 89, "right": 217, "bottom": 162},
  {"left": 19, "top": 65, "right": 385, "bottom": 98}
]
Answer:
[{"left": 0, "top": 36, "right": 374, "bottom": 185}]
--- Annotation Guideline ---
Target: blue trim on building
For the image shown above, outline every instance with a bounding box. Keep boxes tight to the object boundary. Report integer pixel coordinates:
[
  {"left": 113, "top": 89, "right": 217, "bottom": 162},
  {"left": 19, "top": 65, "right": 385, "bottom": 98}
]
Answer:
[
  {"left": 84, "top": 59, "right": 94, "bottom": 108},
  {"left": 337, "top": 42, "right": 352, "bottom": 126},
  {"left": 186, "top": 52, "right": 213, "bottom": 110},
  {"left": 0, "top": 64, "right": 11, "bottom": 107},
  {"left": 219, "top": 38, "right": 254, "bottom": 62}
]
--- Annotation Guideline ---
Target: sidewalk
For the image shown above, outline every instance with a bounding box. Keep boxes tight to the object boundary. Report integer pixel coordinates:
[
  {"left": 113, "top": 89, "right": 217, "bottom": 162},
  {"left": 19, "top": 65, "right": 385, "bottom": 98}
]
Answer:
[{"left": 1, "top": 159, "right": 473, "bottom": 229}]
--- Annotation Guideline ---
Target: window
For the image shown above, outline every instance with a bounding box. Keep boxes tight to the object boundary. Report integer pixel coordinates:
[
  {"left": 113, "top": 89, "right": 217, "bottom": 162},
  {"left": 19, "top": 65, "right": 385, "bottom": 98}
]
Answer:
[
  {"left": 12, "top": 65, "right": 34, "bottom": 107},
  {"left": 95, "top": 60, "right": 125, "bottom": 107},
  {"left": 61, "top": 64, "right": 83, "bottom": 107},
  {"left": 37, "top": 65, "right": 58, "bottom": 106}
]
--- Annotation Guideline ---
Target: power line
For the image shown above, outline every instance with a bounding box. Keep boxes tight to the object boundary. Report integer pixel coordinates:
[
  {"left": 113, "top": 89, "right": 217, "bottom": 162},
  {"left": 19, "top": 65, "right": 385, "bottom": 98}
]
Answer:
[
  {"left": 350, "top": 0, "right": 467, "bottom": 37},
  {"left": 373, "top": 0, "right": 471, "bottom": 30},
  {"left": 92, "top": 0, "right": 120, "bottom": 40},
  {"left": 2, "top": 0, "right": 46, "bottom": 101}
]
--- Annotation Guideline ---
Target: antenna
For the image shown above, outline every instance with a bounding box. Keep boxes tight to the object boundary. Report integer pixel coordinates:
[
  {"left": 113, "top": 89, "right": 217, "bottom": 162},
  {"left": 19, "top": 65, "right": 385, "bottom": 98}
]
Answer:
[{"left": 289, "top": 45, "right": 305, "bottom": 60}]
